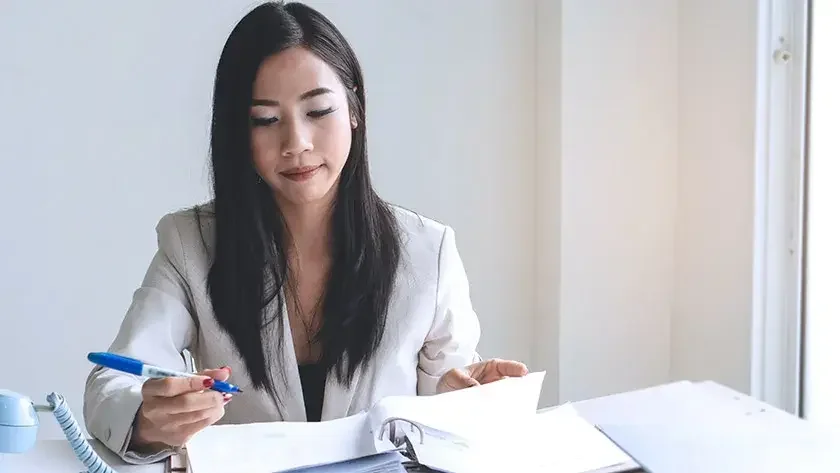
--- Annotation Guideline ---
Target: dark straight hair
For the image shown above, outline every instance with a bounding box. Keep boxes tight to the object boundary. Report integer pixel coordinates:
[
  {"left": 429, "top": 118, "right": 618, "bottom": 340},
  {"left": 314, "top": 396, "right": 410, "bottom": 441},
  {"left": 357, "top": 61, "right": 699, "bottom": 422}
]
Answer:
[{"left": 203, "top": 1, "right": 401, "bottom": 392}]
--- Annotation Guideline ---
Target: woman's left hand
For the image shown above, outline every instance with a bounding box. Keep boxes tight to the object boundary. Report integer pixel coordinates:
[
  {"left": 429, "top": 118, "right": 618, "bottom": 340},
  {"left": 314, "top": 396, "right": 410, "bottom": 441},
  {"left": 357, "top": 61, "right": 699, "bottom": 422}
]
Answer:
[{"left": 437, "top": 358, "right": 529, "bottom": 393}]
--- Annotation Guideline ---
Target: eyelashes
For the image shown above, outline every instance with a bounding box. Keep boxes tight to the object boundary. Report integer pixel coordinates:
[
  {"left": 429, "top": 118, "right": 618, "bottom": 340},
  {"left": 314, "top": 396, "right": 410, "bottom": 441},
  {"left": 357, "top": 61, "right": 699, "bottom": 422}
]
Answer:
[
  {"left": 307, "top": 107, "right": 336, "bottom": 118},
  {"left": 250, "top": 116, "right": 278, "bottom": 127},
  {"left": 249, "top": 108, "right": 336, "bottom": 127}
]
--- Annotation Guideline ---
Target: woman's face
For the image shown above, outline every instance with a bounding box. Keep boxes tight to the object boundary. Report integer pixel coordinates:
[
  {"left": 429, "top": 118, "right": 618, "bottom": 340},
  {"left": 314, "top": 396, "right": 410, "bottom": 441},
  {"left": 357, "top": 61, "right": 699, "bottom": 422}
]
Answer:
[{"left": 250, "top": 46, "right": 356, "bottom": 208}]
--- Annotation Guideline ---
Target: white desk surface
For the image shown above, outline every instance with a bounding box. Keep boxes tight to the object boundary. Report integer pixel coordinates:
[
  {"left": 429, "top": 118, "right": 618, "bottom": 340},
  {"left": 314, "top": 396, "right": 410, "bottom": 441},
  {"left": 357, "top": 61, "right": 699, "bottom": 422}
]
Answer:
[
  {"left": 6, "top": 380, "right": 838, "bottom": 473},
  {"left": 0, "top": 438, "right": 177, "bottom": 473}
]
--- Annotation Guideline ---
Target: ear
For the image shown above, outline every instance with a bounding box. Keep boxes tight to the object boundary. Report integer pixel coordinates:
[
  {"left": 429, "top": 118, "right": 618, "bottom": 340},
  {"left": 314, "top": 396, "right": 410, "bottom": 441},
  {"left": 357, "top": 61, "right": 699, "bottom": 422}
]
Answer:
[{"left": 350, "top": 86, "right": 359, "bottom": 129}]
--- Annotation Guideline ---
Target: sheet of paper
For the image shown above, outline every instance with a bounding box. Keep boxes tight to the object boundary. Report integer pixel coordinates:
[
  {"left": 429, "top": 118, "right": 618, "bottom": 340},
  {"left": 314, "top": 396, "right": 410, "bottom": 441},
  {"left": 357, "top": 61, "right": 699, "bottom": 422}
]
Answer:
[
  {"left": 368, "top": 372, "right": 546, "bottom": 473},
  {"left": 405, "top": 402, "right": 633, "bottom": 473},
  {"left": 520, "top": 404, "right": 633, "bottom": 473},
  {"left": 186, "top": 412, "right": 389, "bottom": 473},
  {"left": 370, "top": 371, "right": 545, "bottom": 442}
]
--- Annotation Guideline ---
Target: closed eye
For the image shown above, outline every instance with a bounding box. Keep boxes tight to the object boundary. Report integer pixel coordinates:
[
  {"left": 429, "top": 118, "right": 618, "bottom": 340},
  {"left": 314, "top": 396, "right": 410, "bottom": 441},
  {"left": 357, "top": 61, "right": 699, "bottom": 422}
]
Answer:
[
  {"left": 250, "top": 116, "right": 278, "bottom": 127},
  {"left": 308, "top": 108, "right": 336, "bottom": 118}
]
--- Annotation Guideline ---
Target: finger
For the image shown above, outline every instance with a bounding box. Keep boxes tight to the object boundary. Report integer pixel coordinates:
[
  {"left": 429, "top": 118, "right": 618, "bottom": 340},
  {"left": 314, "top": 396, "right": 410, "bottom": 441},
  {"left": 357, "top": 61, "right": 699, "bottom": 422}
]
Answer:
[
  {"left": 441, "top": 369, "right": 481, "bottom": 391},
  {"left": 160, "top": 390, "right": 226, "bottom": 415},
  {"left": 166, "top": 394, "right": 232, "bottom": 426},
  {"left": 169, "top": 405, "right": 227, "bottom": 446},
  {"left": 142, "top": 376, "right": 212, "bottom": 398},
  {"left": 199, "top": 367, "right": 231, "bottom": 382},
  {"left": 473, "top": 359, "right": 528, "bottom": 384},
  {"left": 494, "top": 359, "right": 529, "bottom": 377}
]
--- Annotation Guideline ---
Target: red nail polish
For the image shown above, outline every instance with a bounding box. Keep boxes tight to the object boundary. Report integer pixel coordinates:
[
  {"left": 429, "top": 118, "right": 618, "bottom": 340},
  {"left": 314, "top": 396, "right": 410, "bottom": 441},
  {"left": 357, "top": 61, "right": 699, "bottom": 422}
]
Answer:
[{"left": 203, "top": 378, "right": 213, "bottom": 388}]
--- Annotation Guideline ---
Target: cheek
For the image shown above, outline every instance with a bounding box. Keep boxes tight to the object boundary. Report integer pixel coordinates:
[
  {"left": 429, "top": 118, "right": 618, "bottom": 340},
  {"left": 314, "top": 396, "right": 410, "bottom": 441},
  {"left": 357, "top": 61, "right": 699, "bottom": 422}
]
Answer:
[
  {"left": 314, "top": 117, "right": 353, "bottom": 170},
  {"left": 250, "top": 131, "right": 279, "bottom": 174}
]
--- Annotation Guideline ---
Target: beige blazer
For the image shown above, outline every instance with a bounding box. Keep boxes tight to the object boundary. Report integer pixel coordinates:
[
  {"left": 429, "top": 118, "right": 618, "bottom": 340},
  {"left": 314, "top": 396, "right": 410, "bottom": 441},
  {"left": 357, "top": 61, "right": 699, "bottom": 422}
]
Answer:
[{"left": 83, "top": 203, "right": 481, "bottom": 464}]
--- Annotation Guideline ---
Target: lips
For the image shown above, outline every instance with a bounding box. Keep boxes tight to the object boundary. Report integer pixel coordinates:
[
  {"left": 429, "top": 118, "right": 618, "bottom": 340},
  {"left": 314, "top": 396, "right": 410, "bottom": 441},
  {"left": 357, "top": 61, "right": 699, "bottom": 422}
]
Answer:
[{"left": 279, "top": 164, "right": 322, "bottom": 182}]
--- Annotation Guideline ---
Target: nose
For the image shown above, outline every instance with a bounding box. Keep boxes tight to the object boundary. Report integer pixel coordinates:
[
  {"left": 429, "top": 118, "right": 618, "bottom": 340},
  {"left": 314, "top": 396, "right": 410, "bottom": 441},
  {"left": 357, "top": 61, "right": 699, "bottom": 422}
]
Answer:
[{"left": 280, "top": 119, "right": 313, "bottom": 157}]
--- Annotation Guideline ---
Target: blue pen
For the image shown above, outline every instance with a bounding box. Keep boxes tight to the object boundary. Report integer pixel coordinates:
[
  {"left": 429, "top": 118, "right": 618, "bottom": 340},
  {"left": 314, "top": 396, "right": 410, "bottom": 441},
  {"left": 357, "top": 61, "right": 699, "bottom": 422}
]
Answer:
[{"left": 87, "top": 352, "right": 243, "bottom": 394}]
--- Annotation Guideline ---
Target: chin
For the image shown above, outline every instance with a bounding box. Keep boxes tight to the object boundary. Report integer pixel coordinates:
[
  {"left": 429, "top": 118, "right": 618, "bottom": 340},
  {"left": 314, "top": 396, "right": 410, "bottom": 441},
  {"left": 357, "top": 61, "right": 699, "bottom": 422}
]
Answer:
[
  {"left": 275, "top": 186, "right": 333, "bottom": 207},
  {"left": 272, "top": 171, "right": 340, "bottom": 208}
]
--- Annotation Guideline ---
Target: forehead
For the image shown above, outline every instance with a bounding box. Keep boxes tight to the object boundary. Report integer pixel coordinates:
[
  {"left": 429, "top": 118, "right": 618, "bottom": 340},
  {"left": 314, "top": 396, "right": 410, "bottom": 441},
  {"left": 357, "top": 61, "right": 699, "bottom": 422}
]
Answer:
[{"left": 252, "top": 46, "right": 344, "bottom": 100}]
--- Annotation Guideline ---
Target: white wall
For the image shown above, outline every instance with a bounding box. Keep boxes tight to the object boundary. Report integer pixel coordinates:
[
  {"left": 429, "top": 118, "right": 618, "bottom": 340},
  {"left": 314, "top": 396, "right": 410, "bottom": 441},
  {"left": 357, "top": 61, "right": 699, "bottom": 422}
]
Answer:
[
  {"left": 534, "top": 0, "right": 764, "bottom": 406},
  {"left": 671, "top": 0, "right": 761, "bottom": 395},
  {"left": 535, "top": 0, "right": 679, "bottom": 404},
  {"left": 0, "top": 0, "right": 536, "bottom": 439}
]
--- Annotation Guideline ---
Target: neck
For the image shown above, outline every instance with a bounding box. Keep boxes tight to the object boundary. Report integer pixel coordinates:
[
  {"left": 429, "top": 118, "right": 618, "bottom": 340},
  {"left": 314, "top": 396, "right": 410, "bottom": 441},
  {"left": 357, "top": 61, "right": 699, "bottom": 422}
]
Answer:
[{"left": 278, "top": 198, "right": 333, "bottom": 261}]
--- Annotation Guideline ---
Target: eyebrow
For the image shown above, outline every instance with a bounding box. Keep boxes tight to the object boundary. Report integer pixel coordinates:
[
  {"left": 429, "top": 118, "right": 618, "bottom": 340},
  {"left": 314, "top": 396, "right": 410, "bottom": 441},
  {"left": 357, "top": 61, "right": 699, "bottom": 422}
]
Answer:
[{"left": 251, "top": 87, "right": 334, "bottom": 106}]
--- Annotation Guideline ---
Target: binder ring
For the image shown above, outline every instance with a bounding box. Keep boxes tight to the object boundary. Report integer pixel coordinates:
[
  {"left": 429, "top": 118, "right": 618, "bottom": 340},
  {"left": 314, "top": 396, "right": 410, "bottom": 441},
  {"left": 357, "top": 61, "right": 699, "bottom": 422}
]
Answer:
[{"left": 378, "top": 417, "right": 425, "bottom": 445}]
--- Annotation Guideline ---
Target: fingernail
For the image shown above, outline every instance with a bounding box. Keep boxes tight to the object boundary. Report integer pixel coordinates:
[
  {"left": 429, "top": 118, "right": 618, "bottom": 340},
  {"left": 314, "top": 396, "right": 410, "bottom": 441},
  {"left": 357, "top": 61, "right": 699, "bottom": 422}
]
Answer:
[
  {"left": 203, "top": 378, "right": 214, "bottom": 388},
  {"left": 220, "top": 366, "right": 231, "bottom": 374},
  {"left": 223, "top": 394, "right": 232, "bottom": 404}
]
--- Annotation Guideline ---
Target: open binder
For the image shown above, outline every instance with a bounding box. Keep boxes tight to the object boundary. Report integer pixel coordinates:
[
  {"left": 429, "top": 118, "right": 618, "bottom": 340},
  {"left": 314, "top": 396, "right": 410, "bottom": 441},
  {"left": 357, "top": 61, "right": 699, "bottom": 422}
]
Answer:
[{"left": 185, "top": 372, "right": 546, "bottom": 473}]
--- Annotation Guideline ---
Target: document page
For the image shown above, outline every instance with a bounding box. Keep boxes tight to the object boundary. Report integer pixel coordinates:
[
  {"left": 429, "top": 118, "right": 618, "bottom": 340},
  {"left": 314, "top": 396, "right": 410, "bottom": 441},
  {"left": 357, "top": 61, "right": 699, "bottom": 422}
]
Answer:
[
  {"left": 370, "top": 371, "right": 545, "bottom": 441},
  {"left": 186, "top": 411, "right": 387, "bottom": 473},
  {"left": 522, "top": 404, "right": 634, "bottom": 473},
  {"left": 369, "top": 371, "right": 546, "bottom": 473}
]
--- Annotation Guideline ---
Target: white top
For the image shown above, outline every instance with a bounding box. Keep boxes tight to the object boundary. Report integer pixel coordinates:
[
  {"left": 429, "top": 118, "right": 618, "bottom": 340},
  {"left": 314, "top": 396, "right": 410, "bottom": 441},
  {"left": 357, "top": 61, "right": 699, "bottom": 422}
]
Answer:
[{"left": 82, "top": 203, "right": 481, "bottom": 464}]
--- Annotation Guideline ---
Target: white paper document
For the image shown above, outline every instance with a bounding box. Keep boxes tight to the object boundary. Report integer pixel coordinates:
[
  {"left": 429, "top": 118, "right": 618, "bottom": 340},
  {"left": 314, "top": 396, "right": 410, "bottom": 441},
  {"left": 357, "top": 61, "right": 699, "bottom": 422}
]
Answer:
[
  {"left": 521, "top": 404, "right": 634, "bottom": 473},
  {"left": 371, "top": 372, "right": 546, "bottom": 473},
  {"left": 186, "top": 412, "right": 388, "bottom": 473},
  {"left": 405, "top": 399, "right": 633, "bottom": 473},
  {"left": 186, "top": 371, "right": 547, "bottom": 473}
]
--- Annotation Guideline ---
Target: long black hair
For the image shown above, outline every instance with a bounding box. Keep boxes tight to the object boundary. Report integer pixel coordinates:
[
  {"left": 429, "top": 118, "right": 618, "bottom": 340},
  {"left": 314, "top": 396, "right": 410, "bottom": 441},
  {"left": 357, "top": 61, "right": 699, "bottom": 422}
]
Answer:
[{"left": 204, "top": 1, "right": 401, "bottom": 392}]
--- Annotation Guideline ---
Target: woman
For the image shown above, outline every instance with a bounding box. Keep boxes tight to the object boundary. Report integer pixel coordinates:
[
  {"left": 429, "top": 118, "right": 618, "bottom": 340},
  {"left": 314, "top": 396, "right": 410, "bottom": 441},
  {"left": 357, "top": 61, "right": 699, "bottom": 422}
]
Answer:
[{"left": 83, "top": 0, "right": 528, "bottom": 464}]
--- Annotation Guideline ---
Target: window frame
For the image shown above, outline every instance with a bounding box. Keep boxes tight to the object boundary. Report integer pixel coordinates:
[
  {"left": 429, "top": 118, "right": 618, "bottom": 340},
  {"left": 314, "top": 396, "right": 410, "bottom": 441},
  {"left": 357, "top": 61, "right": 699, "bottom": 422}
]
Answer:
[{"left": 750, "top": 0, "right": 809, "bottom": 415}]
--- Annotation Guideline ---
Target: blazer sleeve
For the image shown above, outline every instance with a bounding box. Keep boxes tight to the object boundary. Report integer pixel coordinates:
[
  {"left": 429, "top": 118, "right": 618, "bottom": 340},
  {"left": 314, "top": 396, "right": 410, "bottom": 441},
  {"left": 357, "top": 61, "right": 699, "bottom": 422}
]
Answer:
[
  {"left": 83, "top": 214, "right": 197, "bottom": 464},
  {"left": 416, "top": 226, "right": 482, "bottom": 395}
]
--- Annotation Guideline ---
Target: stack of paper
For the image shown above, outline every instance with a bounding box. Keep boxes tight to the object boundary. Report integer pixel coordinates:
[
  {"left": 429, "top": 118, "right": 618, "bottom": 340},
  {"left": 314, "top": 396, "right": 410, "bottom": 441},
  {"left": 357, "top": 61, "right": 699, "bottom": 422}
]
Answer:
[
  {"left": 186, "top": 412, "right": 389, "bottom": 473},
  {"left": 286, "top": 451, "right": 407, "bottom": 472}
]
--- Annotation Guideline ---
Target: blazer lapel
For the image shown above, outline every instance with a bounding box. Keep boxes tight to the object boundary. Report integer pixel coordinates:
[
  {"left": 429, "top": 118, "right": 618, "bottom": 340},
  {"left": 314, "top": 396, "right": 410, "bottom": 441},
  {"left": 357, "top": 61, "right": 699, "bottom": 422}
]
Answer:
[
  {"left": 320, "top": 360, "right": 361, "bottom": 421},
  {"left": 263, "top": 293, "right": 307, "bottom": 422}
]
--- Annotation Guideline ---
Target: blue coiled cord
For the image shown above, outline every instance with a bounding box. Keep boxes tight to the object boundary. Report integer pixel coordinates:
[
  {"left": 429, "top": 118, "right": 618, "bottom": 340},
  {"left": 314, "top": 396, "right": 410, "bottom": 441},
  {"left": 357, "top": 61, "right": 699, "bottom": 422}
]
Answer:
[{"left": 45, "top": 392, "right": 118, "bottom": 473}]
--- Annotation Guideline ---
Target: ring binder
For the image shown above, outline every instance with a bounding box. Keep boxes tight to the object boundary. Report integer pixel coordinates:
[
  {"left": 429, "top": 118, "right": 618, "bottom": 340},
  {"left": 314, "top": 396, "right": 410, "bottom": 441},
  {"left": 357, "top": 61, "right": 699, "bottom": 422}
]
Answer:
[
  {"left": 378, "top": 417, "right": 426, "bottom": 445},
  {"left": 185, "top": 371, "right": 546, "bottom": 473}
]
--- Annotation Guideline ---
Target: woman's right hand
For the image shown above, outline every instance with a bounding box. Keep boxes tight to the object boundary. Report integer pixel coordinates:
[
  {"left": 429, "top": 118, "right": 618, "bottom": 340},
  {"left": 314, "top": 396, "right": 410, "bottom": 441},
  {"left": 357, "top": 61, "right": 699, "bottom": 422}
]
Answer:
[{"left": 131, "top": 367, "right": 232, "bottom": 450}]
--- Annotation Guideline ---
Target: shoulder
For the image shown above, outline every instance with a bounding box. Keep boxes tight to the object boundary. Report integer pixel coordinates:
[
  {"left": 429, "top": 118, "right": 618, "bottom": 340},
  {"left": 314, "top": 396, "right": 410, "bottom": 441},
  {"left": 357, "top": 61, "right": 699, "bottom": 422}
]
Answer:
[
  {"left": 388, "top": 204, "right": 465, "bottom": 281},
  {"left": 389, "top": 204, "right": 452, "bottom": 254},
  {"left": 152, "top": 201, "right": 215, "bottom": 263}
]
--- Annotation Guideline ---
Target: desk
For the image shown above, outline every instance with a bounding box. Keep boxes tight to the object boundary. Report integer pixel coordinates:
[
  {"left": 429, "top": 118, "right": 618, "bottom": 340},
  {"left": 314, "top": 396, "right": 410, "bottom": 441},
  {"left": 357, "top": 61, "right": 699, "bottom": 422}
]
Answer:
[
  {"left": 7, "top": 381, "right": 839, "bottom": 473},
  {"left": 0, "top": 438, "right": 180, "bottom": 473}
]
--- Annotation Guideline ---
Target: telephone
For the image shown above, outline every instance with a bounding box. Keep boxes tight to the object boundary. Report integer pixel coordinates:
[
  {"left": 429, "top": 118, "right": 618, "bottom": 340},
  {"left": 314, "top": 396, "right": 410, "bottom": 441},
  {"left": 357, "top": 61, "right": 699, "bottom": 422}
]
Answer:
[{"left": 0, "top": 388, "right": 118, "bottom": 473}]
